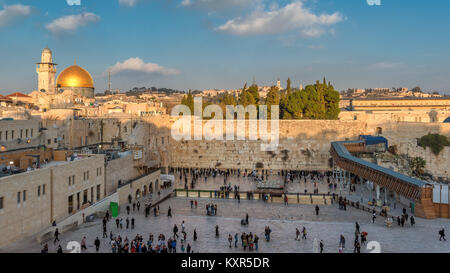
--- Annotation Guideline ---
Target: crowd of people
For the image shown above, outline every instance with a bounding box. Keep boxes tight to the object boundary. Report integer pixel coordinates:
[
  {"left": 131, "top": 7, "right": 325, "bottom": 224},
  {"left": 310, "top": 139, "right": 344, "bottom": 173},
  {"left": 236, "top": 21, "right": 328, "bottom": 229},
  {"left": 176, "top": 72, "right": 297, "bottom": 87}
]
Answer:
[{"left": 39, "top": 168, "right": 447, "bottom": 253}]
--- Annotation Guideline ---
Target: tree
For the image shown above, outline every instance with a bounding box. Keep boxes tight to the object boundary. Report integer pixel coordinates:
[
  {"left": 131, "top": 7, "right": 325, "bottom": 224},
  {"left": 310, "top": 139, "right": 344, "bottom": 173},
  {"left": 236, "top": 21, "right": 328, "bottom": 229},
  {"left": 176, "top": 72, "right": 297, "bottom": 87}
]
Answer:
[
  {"left": 181, "top": 89, "right": 194, "bottom": 114},
  {"left": 410, "top": 157, "right": 426, "bottom": 176},
  {"left": 247, "top": 84, "right": 260, "bottom": 104},
  {"left": 265, "top": 86, "right": 280, "bottom": 119},
  {"left": 411, "top": 86, "right": 422, "bottom": 93},
  {"left": 239, "top": 89, "right": 256, "bottom": 107},
  {"left": 324, "top": 83, "right": 341, "bottom": 120},
  {"left": 417, "top": 134, "right": 450, "bottom": 155},
  {"left": 286, "top": 78, "right": 292, "bottom": 95}
]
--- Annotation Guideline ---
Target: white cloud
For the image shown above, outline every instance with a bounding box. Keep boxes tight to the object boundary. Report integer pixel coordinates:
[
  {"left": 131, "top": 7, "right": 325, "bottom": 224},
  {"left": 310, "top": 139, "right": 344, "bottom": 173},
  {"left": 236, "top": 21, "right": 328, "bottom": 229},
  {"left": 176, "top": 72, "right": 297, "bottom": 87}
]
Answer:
[
  {"left": 215, "top": 1, "right": 344, "bottom": 36},
  {"left": 180, "top": 0, "right": 260, "bottom": 11},
  {"left": 45, "top": 12, "right": 100, "bottom": 33},
  {"left": 119, "top": 0, "right": 139, "bottom": 7},
  {"left": 0, "top": 4, "right": 32, "bottom": 27},
  {"left": 109, "top": 58, "right": 180, "bottom": 76}
]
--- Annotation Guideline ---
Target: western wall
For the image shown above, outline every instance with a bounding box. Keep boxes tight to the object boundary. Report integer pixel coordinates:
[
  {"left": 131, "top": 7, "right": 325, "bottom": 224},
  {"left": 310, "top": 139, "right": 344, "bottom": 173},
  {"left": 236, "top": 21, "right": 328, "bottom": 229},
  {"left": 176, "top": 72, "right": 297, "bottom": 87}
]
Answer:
[{"left": 161, "top": 118, "right": 450, "bottom": 179}]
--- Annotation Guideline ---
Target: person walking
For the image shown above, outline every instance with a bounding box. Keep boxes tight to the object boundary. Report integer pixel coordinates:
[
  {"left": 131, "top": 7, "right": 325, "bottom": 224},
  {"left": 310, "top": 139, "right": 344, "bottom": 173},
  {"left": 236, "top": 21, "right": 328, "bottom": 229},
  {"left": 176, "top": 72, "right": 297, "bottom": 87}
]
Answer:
[
  {"left": 194, "top": 229, "right": 198, "bottom": 241},
  {"left": 439, "top": 228, "right": 446, "bottom": 241},
  {"left": 319, "top": 240, "right": 324, "bottom": 253},
  {"left": 54, "top": 228, "right": 60, "bottom": 244},
  {"left": 410, "top": 216, "right": 415, "bottom": 227},
  {"left": 228, "top": 234, "right": 233, "bottom": 248},
  {"left": 131, "top": 217, "right": 135, "bottom": 229},
  {"left": 234, "top": 233, "right": 239, "bottom": 248},
  {"left": 215, "top": 225, "right": 219, "bottom": 237},
  {"left": 302, "top": 226, "right": 307, "bottom": 239},
  {"left": 315, "top": 205, "right": 320, "bottom": 216},
  {"left": 295, "top": 228, "right": 300, "bottom": 241},
  {"left": 81, "top": 236, "right": 87, "bottom": 251},
  {"left": 173, "top": 224, "right": 179, "bottom": 238},
  {"left": 94, "top": 237, "right": 101, "bottom": 252},
  {"left": 339, "top": 235, "right": 346, "bottom": 249},
  {"left": 102, "top": 225, "right": 107, "bottom": 238},
  {"left": 355, "top": 222, "right": 360, "bottom": 234},
  {"left": 254, "top": 235, "right": 259, "bottom": 251},
  {"left": 168, "top": 206, "right": 172, "bottom": 217},
  {"left": 115, "top": 218, "right": 119, "bottom": 229}
]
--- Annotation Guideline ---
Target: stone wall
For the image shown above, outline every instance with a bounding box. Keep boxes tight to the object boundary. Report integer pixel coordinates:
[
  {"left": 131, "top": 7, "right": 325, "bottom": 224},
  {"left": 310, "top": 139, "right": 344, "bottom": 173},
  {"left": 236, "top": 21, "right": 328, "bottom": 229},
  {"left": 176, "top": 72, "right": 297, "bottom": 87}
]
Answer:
[
  {"left": 167, "top": 119, "right": 450, "bottom": 178},
  {"left": 116, "top": 170, "right": 161, "bottom": 206},
  {"left": 105, "top": 154, "right": 141, "bottom": 196},
  {"left": 0, "top": 168, "right": 52, "bottom": 247}
]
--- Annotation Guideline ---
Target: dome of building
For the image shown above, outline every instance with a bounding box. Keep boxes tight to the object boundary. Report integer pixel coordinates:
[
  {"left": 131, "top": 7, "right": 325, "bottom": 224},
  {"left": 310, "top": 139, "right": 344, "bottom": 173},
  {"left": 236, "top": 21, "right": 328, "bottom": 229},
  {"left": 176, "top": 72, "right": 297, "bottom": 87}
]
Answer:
[{"left": 56, "top": 64, "right": 94, "bottom": 89}]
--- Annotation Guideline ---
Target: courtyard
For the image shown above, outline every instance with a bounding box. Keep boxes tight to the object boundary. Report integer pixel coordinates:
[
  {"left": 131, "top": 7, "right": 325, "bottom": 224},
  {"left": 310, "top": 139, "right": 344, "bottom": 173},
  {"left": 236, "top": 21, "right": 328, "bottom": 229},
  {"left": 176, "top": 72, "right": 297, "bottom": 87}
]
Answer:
[{"left": 3, "top": 191, "right": 449, "bottom": 253}]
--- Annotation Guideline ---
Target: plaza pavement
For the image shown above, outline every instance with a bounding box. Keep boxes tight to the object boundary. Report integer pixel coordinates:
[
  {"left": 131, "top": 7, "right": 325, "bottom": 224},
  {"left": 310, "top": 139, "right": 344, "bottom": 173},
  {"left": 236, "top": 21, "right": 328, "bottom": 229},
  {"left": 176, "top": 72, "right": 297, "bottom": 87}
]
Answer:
[{"left": 3, "top": 194, "right": 449, "bottom": 253}]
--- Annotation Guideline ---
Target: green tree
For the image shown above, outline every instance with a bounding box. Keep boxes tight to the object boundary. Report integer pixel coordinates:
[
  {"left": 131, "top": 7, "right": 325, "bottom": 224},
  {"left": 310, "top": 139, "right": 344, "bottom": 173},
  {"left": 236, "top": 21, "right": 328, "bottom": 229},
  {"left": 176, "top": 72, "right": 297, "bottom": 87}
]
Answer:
[
  {"left": 239, "top": 89, "right": 256, "bottom": 107},
  {"left": 181, "top": 89, "right": 194, "bottom": 114},
  {"left": 418, "top": 134, "right": 450, "bottom": 155},
  {"left": 286, "top": 77, "right": 292, "bottom": 95},
  {"left": 410, "top": 157, "right": 426, "bottom": 176},
  {"left": 324, "top": 83, "right": 341, "bottom": 120},
  {"left": 247, "top": 84, "right": 260, "bottom": 104},
  {"left": 265, "top": 86, "right": 280, "bottom": 119}
]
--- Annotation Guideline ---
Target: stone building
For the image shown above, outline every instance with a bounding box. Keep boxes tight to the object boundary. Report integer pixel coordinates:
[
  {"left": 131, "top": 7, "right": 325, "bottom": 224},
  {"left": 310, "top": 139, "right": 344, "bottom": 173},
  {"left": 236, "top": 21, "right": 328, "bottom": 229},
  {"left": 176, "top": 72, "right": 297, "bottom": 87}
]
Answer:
[{"left": 0, "top": 152, "right": 105, "bottom": 247}]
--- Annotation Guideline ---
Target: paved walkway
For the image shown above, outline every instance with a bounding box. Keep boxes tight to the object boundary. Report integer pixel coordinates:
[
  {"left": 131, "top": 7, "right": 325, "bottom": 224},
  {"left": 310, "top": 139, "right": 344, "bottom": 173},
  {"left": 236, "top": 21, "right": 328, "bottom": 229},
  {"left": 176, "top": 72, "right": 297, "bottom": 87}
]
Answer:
[{"left": 3, "top": 195, "right": 449, "bottom": 253}]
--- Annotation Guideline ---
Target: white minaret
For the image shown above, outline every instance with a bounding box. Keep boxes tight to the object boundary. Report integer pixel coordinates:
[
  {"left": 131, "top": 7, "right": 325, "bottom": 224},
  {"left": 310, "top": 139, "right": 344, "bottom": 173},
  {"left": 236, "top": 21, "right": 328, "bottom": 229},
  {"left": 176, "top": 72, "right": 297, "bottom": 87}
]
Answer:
[
  {"left": 276, "top": 78, "right": 281, "bottom": 89},
  {"left": 36, "top": 47, "right": 57, "bottom": 94}
]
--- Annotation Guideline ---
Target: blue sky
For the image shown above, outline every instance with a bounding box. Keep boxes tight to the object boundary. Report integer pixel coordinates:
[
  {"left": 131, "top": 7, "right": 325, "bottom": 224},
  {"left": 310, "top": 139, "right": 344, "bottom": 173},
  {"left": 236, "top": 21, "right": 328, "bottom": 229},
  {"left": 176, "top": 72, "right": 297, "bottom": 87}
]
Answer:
[{"left": 0, "top": 0, "right": 450, "bottom": 94}]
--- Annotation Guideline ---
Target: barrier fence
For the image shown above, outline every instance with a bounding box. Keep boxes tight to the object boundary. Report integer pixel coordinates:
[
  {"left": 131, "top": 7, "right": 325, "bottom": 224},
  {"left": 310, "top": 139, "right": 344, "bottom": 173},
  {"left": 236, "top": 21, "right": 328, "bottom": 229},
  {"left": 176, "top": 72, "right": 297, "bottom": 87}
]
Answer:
[{"left": 173, "top": 189, "right": 335, "bottom": 205}]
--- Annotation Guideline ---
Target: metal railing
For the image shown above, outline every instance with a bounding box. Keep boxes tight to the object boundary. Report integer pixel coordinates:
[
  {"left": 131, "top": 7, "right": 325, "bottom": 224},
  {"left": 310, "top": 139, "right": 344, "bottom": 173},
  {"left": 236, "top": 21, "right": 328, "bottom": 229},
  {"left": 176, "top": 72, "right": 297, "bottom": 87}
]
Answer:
[{"left": 173, "top": 189, "right": 335, "bottom": 205}]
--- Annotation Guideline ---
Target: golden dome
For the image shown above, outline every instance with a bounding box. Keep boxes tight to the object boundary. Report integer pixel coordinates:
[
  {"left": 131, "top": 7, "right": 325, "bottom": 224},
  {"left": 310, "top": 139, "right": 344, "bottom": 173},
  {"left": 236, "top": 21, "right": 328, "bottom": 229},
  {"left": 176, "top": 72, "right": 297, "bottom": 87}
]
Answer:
[{"left": 56, "top": 65, "right": 94, "bottom": 89}]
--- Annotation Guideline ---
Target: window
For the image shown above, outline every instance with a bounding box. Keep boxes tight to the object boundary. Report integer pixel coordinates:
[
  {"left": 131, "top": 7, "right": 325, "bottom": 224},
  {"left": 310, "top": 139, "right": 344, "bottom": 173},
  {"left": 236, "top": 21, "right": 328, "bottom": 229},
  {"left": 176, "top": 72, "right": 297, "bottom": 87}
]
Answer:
[
  {"left": 77, "top": 192, "right": 80, "bottom": 210},
  {"left": 5, "top": 131, "right": 8, "bottom": 141},
  {"left": 91, "top": 187, "right": 94, "bottom": 203},
  {"left": 96, "top": 185, "right": 101, "bottom": 201},
  {"left": 25, "top": 129, "right": 28, "bottom": 138},
  {"left": 376, "top": 127, "right": 383, "bottom": 135},
  {"left": 38, "top": 185, "right": 41, "bottom": 197},
  {"left": 17, "top": 192, "right": 21, "bottom": 204},
  {"left": 43, "top": 184, "right": 46, "bottom": 195},
  {"left": 68, "top": 175, "right": 75, "bottom": 186},
  {"left": 11, "top": 130, "right": 14, "bottom": 139},
  {"left": 23, "top": 190, "right": 26, "bottom": 202},
  {"left": 30, "top": 129, "right": 33, "bottom": 137},
  {"left": 0, "top": 197, "right": 3, "bottom": 210},
  {"left": 47, "top": 139, "right": 51, "bottom": 145},
  {"left": 68, "top": 195, "right": 73, "bottom": 214},
  {"left": 162, "top": 137, "right": 164, "bottom": 145},
  {"left": 0, "top": 131, "right": 2, "bottom": 140},
  {"left": 20, "top": 129, "right": 23, "bottom": 138},
  {"left": 54, "top": 138, "right": 57, "bottom": 143},
  {"left": 83, "top": 189, "right": 88, "bottom": 204}
]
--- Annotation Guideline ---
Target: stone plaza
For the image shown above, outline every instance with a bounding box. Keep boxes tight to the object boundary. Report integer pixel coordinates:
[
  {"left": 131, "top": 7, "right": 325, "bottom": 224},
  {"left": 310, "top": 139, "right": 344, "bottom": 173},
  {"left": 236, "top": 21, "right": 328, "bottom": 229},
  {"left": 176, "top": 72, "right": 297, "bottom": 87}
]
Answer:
[{"left": 3, "top": 174, "right": 449, "bottom": 253}]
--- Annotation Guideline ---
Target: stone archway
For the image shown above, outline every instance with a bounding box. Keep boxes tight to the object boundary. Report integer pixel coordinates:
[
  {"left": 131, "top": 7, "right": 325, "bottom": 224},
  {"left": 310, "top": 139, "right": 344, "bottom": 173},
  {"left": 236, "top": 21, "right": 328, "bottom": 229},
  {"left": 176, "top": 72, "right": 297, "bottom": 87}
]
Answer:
[
  {"left": 135, "top": 189, "right": 141, "bottom": 200},
  {"left": 155, "top": 179, "right": 160, "bottom": 191},
  {"left": 143, "top": 185, "right": 147, "bottom": 196},
  {"left": 149, "top": 182, "right": 154, "bottom": 193}
]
